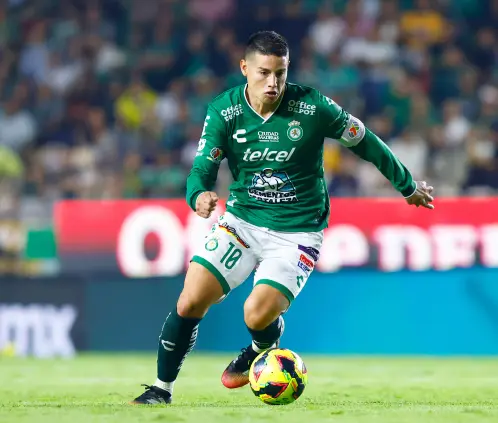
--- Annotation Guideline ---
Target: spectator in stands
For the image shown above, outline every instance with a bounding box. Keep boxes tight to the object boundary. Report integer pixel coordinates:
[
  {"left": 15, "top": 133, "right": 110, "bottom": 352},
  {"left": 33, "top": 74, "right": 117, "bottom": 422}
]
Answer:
[
  {"left": 0, "top": 0, "right": 497, "bottom": 209},
  {"left": 309, "top": 3, "right": 345, "bottom": 56},
  {"left": 327, "top": 153, "right": 360, "bottom": 197},
  {"left": 400, "top": 0, "right": 447, "bottom": 50},
  {"left": 115, "top": 74, "right": 157, "bottom": 131},
  {"left": 18, "top": 21, "right": 49, "bottom": 84},
  {"left": 464, "top": 123, "right": 498, "bottom": 193},
  {"left": 0, "top": 95, "right": 37, "bottom": 153},
  {"left": 389, "top": 128, "right": 428, "bottom": 181}
]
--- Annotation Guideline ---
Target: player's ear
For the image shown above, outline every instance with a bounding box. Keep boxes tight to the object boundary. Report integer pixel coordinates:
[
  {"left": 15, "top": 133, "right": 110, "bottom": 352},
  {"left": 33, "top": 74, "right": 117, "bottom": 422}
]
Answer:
[{"left": 240, "top": 59, "right": 248, "bottom": 77}]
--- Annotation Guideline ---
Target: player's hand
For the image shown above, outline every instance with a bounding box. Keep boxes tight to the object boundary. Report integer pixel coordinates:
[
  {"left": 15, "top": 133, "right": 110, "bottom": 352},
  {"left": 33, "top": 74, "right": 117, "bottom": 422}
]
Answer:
[
  {"left": 195, "top": 191, "right": 219, "bottom": 218},
  {"left": 405, "top": 181, "right": 434, "bottom": 210}
]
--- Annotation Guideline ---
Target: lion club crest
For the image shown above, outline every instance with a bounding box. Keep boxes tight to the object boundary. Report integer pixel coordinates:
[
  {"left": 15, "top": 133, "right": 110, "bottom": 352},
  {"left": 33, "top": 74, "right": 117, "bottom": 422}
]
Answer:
[{"left": 287, "top": 120, "right": 303, "bottom": 141}]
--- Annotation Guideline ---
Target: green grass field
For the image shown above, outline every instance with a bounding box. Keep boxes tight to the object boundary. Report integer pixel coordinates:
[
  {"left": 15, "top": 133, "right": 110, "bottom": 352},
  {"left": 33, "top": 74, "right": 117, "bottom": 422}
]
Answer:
[{"left": 1, "top": 353, "right": 498, "bottom": 422}]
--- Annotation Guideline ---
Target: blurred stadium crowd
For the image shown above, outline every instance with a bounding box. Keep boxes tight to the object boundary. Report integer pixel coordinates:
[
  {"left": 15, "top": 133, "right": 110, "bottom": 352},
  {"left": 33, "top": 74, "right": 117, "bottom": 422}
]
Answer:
[{"left": 1, "top": 0, "right": 498, "bottom": 219}]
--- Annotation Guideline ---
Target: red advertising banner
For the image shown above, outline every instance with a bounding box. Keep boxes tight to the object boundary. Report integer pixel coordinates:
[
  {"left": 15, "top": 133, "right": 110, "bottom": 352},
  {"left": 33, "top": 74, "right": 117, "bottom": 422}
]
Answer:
[{"left": 54, "top": 198, "right": 498, "bottom": 276}]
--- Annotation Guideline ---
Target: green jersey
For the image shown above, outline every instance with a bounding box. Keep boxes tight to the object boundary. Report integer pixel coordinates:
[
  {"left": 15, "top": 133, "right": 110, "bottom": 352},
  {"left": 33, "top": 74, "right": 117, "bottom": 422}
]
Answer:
[{"left": 186, "top": 83, "right": 415, "bottom": 232}]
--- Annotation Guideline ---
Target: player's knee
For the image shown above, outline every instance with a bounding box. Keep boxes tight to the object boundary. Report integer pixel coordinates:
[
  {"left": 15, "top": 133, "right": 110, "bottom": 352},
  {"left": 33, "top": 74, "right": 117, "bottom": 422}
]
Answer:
[
  {"left": 244, "top": 298, "right": 278, "bottom": 331},
  {"left": 176, "top": 292, "right": 211, "bottom": 319},
  {"left": 244, "top": 284, "right": 289, "bottom": 330},
  {"left": 176, "top": 262, "right": 225, "bottom": 318}
]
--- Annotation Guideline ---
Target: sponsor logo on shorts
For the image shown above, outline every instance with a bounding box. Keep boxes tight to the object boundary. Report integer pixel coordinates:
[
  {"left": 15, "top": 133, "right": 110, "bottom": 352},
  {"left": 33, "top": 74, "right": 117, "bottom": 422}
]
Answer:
[
  {"left": 298, "top": 245, "right": 320, "bottom": 262},
  {"left": 299, "top": 254, "right": 314, "bottom": 269},
  {"left": 219, "top": 222, "right": 250, "bottom": 248},
  {"left": 298, "top": 253, "right": 314, "bottom": 274},
  {"left": 298, "top": 261, "right": 311, "bottom": 274}
]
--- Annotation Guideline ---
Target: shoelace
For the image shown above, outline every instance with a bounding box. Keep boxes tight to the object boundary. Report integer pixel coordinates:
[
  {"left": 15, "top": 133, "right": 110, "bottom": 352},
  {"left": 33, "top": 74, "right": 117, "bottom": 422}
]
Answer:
[
  {"left": 138, "top": 384, "right": 156, "bottom": 397},
  {"left": 135, "top": 384, "right": 170, "bottom": 403},
  {"left": 234, "top": 347, "right": 257, "bottom": 369}
]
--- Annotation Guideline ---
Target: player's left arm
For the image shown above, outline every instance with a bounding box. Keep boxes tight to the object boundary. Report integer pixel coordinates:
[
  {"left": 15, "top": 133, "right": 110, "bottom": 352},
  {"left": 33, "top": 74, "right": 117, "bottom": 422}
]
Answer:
[{"left": 317, "top": 93, "right": 434, "bottom": 209}]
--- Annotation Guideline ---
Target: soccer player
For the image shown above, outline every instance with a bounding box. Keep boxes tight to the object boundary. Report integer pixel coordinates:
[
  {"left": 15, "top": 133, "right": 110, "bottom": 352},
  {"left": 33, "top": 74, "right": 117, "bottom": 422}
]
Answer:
[{"left": 132, "top": 31, "right": 434, "bottom": 404}]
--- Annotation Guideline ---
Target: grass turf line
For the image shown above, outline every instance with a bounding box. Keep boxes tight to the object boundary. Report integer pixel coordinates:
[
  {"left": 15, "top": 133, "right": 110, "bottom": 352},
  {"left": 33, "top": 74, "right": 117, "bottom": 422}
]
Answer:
[{"left": 1, "top": 353, "right": 498, "bottom": 422}]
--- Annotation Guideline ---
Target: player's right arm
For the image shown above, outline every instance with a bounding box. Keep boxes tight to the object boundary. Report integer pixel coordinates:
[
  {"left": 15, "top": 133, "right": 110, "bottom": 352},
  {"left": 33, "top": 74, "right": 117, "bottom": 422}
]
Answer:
[{"left": 186, "top": 105, "right": 227, "bottom": 218}]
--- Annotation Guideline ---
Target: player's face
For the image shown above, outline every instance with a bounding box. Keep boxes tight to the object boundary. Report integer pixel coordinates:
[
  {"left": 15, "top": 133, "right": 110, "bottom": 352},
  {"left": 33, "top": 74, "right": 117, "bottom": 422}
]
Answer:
[{"left": 241, "top": 53, "right": 289, "bottom": 104}]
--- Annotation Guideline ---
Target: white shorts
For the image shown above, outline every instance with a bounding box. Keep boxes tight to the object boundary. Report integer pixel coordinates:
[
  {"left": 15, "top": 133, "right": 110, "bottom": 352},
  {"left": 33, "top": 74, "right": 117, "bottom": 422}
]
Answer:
[{"left": 191, "top": 212, "right": 323, "bottom": 304}]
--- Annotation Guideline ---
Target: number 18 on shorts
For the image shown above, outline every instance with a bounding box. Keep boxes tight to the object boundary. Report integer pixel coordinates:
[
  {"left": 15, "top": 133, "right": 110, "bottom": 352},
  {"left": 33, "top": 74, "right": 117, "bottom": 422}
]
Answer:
[{"left": 191, "top": 213, "right": 322, "bottom": 304}]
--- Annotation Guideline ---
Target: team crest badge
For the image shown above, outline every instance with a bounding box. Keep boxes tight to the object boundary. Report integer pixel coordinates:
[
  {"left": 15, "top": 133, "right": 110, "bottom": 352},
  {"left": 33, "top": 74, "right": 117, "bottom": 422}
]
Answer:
[
  {"left": 205, "top": 238, "right": 219, "bottom": 251},
  {"left": 287, "top": 120, "right": 303, "bottom": 141}
]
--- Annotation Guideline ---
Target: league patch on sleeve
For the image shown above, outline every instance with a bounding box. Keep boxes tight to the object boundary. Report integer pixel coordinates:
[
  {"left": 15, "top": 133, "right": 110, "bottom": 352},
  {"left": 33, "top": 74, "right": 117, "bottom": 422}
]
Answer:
[
  {"left": 339, "top": 115, "right": 365, "bottom": 147},
  {"left": 207, "top": 147, "right": 224, "bottom": 163}
]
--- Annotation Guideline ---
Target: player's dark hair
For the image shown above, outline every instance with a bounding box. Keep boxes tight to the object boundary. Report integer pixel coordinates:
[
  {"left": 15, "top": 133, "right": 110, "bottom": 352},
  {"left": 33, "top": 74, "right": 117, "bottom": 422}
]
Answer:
[{"left": 245, "top": 31, "right": 289, "bottom": 58}]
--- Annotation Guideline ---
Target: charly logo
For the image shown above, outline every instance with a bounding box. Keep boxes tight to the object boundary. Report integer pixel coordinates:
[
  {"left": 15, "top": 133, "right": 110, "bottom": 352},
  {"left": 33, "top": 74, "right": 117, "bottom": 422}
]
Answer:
[
  {"left": 232, "top": 129, "right": 247, "bottom": 143},
  {"left": 287, "top": 120, "right": 303, "bottom": 141},
  {"left": 205, "top": 237, "right": 219, "bottom": 251}
]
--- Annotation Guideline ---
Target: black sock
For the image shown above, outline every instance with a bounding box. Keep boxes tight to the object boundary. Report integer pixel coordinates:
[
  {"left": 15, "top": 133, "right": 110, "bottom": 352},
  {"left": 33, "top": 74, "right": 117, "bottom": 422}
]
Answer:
[
  {"left": 247, "top": 315, "right": 284, "bottom": 351},
  {"left": 157, "top": 309, "right": 201, "bottom": 383}
]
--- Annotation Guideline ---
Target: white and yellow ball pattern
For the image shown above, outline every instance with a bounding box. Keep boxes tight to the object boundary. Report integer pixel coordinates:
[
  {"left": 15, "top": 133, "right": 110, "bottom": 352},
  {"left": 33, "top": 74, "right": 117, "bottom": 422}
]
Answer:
[{"left": 249, "top": 348, "right": 307, "bottom": 405}]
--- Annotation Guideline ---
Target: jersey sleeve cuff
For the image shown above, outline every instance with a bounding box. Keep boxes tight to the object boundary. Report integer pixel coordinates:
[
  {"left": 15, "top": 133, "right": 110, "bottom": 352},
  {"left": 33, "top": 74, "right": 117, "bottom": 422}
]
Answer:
[
  {"left": 402, "top": 181, "right": 417, "bottom": 198},
  {"left": 188, "top": 191, "right": 203, "bottom": 211}
]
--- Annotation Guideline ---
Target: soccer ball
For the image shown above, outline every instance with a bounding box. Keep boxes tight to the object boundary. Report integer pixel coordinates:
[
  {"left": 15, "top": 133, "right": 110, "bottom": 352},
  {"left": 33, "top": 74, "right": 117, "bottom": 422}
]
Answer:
[{"left": 249, "top": 348, "right": 307, "bottom": 405}]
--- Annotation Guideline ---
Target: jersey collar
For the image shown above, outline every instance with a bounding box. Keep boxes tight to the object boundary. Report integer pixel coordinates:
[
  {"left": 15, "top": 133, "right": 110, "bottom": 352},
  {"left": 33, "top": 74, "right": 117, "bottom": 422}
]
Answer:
[{"left": 243, "top": 83, "right": 286, "bottom": 124}]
